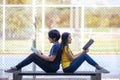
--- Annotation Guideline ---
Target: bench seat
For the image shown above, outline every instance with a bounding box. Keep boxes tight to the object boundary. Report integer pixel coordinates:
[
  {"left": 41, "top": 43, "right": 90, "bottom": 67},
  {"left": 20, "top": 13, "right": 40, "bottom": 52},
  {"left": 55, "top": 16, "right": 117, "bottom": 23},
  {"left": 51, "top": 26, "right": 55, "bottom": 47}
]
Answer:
[{"left": 13, "top": 71, "right": 101, "bottom": 80}]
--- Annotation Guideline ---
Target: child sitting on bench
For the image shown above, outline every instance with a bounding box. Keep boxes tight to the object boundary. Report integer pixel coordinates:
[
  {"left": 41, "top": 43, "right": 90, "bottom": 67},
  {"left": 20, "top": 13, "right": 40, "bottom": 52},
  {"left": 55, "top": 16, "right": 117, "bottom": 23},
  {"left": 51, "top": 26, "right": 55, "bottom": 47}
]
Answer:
[
  {"left": 5, "top": 29, "right": 62, "bottom": 73},
  {"left": 61, "top": 32, "right": 110, "bottom": 73}
]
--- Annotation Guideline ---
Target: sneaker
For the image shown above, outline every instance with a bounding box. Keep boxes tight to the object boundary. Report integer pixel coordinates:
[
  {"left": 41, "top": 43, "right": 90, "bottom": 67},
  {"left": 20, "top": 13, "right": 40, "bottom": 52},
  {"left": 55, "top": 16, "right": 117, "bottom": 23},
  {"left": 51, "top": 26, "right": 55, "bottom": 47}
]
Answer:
[
  {"left": 95, "top": 68, "right": 110, "bottom": 73},
  {"left": 4, "top": 67, "right": 18, "bottom": 73}
]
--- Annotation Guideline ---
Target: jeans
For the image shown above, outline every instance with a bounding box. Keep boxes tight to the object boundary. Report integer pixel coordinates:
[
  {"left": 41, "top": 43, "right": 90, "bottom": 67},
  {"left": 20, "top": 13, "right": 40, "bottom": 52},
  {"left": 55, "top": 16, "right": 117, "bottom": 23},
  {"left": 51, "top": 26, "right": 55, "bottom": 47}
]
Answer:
[
  {"left": 63, "top": 53, "right": 98, "bottom": 73},
  {"left": 16, "top": 53, "right": 59, "bottom": 72}
]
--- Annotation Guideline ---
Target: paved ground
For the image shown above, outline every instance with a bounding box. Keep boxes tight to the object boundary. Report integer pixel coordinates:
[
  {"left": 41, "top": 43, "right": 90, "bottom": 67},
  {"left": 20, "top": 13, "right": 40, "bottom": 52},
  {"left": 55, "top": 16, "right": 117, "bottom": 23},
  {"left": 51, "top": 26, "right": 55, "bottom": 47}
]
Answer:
[{"left": 0, "top": 55, "right": 120, "bottom": 80}]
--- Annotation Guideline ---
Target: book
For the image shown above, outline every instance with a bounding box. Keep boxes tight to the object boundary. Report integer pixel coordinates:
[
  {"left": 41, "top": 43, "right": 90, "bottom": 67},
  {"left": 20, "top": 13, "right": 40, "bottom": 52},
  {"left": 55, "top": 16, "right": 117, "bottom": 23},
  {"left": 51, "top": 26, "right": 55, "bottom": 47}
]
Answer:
[
  {"left": 83, "top": 39, "right": 94, "bottom": 50},
  {"left": 31, "top": 47, "right": 42, "bottom": 55},
  {"left": 31, "top": 47, "right": 39, "bottom": 53}
]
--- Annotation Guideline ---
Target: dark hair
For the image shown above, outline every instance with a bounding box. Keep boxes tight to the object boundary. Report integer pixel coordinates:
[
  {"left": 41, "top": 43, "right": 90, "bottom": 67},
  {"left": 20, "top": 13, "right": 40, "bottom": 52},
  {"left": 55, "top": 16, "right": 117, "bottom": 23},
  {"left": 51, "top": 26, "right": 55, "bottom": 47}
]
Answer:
[
  {"left": 48, "top": 29, "right": 60, "bottom": 41},
  {"left": 61, "top": 32, "right": 70, "bottom": 50}
]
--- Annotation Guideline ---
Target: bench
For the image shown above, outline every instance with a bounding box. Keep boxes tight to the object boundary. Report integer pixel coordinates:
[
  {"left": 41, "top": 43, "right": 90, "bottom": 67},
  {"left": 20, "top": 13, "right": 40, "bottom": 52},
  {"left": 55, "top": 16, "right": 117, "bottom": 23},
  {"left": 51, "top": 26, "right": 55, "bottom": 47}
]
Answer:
[{"left": 13, "top": 71, "right": 101, "bottom": 80}]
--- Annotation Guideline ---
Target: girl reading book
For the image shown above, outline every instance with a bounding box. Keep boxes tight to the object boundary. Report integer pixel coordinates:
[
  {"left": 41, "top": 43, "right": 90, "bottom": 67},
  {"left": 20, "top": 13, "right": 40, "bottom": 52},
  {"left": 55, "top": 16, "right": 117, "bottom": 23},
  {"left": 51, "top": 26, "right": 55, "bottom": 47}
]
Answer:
[{"left": 61, "top": 32, "right": 109, "bottom": 73}]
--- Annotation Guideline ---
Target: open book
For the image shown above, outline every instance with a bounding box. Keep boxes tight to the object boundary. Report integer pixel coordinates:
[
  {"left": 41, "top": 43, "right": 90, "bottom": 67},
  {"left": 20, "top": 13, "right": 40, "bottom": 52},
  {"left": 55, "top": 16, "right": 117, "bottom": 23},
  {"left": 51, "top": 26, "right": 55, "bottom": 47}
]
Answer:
[
  {"left": 31, "top": 47, "right": 42, "bottom": 55},
  {"left": 82, "top": 39, "right": 94, "bottom": 50}
]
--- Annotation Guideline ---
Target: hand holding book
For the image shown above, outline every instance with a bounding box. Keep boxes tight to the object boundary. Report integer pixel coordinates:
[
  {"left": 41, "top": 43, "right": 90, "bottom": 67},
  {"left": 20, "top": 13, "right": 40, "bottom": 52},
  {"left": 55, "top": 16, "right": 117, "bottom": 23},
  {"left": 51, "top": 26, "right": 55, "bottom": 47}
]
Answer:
[
  {"left": 31, "top": 47, "right": 43, "bottom": 55},
  {"left": 82, "top": 39, "right": 94, "bottom": 50}
]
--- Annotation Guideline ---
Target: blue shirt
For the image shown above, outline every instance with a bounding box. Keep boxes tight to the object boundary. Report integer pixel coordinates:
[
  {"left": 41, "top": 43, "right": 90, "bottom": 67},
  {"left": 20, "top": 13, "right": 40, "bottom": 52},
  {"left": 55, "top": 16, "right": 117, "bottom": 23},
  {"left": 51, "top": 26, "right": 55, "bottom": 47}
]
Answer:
[
  {"left": 49, "top": 42, "right": 62, "bottom": 69},
  {"left": 49, "top": 42, "right": 61, "bottom": 56}
]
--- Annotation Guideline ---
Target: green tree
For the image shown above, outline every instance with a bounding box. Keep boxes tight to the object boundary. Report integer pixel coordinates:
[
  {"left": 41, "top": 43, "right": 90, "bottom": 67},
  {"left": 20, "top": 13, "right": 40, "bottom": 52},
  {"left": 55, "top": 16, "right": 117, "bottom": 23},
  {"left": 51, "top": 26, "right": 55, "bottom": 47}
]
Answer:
[
  {"left": 6, "top": 0, "right": 30, "bottom": 4},
  {"left": 6, "top": 8, "right": 32, "bottom": 39}
]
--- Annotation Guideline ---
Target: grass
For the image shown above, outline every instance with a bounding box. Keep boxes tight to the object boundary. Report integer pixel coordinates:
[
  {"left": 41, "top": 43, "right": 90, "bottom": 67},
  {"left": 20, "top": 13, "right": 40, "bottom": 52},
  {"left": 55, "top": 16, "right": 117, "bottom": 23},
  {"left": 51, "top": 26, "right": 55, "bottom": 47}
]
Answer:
[{"left": 0, "top": 39, "right": 120, "bottom": 54}]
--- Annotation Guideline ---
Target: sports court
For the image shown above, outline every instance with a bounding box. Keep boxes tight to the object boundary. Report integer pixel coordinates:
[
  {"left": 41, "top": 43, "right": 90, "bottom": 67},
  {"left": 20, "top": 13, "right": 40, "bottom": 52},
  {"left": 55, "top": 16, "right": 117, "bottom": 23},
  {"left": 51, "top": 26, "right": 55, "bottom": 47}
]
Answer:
[{"left": 0, "top": 0, "right": 120, "bottom": 80}]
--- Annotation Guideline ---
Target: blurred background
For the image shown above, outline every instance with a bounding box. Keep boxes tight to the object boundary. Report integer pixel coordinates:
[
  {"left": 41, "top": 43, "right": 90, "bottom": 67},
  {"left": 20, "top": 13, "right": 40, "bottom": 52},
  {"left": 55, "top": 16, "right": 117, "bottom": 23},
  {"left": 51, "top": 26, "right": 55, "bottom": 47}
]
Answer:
[{"left": 0, "top": 0, "right": 120, "bottom": 80}]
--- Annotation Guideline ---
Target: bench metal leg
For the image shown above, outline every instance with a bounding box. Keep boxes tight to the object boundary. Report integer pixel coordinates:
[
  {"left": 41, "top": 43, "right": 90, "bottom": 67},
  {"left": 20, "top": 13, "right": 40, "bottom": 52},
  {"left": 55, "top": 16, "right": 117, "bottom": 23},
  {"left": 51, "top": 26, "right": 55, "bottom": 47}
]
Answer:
[
  {"left": 91, "top": 73, "right": 101, "bottom": 80},
  {"left": 13, "top": 71, "right": 22, "bottom": 80}
]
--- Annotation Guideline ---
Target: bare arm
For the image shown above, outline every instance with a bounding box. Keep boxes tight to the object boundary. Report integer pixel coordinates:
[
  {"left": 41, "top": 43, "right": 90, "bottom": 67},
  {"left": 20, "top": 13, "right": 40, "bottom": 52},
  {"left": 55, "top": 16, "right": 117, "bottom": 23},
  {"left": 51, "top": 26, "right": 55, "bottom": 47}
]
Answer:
[
  {"left": 67, "top": 51, "right": 82, "bottom": 61},
  {"left": 67, "top": 49, "right": 89, "bottom": 61},
  {"left": 36, "top": 53, "right": 56, "bottom": 62}
]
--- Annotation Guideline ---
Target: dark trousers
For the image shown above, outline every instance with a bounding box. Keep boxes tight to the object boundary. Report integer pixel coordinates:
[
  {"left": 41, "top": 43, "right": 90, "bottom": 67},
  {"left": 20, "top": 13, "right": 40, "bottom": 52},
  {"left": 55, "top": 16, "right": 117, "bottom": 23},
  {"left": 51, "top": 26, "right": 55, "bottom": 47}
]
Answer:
[{"left": 16, "top": 53, "right": 58, "bottom": 72}]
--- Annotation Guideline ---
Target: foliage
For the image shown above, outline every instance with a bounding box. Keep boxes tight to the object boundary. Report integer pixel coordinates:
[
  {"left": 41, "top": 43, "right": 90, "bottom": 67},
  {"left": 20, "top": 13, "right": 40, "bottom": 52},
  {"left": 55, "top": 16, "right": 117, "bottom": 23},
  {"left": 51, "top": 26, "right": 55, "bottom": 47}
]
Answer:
[
  {"left": 85, "top": 7, "right": 120, "bottom": 27},
  {"left": 46, "top": 0, "right": 70, "bottom": 4},
  {"left": 1, "top": 1, "right": 120, "bottom": 39},
  {"left": 5, "top": 8, "right": 32, "bottom": 39},
  {"left": 6, "top": 0, "right": 31, "bottom": 4},
  {"left": 0, "top": 0, "right": 2, "bottom": 4}
]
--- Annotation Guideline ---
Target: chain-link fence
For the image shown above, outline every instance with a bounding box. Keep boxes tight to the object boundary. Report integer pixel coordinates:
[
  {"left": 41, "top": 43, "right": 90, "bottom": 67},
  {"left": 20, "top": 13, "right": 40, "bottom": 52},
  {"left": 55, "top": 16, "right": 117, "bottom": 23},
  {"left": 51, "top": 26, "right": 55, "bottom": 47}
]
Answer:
[
  {"left": 1, "top": 6, "right": 120, "bottom": 54},
  {"left": 0, "top": 0, "right": 120, "bottom": 80}
]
